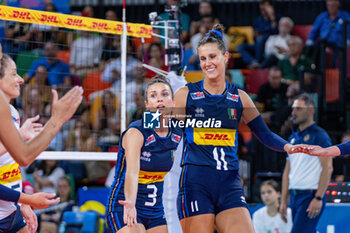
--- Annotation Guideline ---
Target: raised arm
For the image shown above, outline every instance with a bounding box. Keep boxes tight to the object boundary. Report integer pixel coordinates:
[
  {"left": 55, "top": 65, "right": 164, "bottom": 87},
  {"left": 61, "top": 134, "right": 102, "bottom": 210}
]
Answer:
[
  {"left": 118, "top": 128, "right": 144, "bottom": 227},
  {"left": 0, "top": 87, "right": 83, "bottom": 166},
  {"left": 239, "top": 89, "right": 292, "bottom": 153}
]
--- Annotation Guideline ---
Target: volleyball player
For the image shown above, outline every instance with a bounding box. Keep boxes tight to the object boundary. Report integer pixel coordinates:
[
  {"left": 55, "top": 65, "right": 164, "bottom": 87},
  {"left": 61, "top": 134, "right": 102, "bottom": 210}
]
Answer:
[
  {"left": 107, "top": 77, "right": 183, "bottom": 233},
  {"left": 174, "top": 24, "right": 297, "bottom": 233}
]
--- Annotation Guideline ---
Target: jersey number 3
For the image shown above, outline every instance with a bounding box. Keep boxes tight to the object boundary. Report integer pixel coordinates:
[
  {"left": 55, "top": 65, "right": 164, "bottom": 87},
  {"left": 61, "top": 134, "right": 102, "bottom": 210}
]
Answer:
[{"left": 145, "top": 184, "right": 157, "bottom": 207}]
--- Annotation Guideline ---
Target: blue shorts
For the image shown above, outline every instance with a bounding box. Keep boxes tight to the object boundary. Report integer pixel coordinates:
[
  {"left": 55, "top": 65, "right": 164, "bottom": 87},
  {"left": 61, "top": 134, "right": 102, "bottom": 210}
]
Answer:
[
  {"left": 177, "top": 165, "right": 247, "bottom": 219},
  {"left": 106, "top": 207, "right": 167, "bottom": 232},
  {"left": 289, "top": 189, "right": 326, "bottom": 233},
  {"left": 0, "top": 205, "right": 26, "bottom": 233}
]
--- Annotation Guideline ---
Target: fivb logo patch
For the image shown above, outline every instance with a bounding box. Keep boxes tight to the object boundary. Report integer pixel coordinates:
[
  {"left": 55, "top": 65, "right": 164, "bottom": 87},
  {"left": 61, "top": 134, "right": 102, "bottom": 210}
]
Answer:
[
  {"left": 226, "top": 92, "right": 239, "bottom": 102},
  {"left": 143, "top": 110, "right": 161, "bottom": 129}
]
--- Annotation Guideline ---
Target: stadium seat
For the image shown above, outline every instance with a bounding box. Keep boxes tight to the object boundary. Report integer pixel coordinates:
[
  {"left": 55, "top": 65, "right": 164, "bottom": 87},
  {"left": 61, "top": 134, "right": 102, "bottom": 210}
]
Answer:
[
  {"left": 292, "top": 25, "right": 312, "bottom": 43},
  {"left": 185, "top": 71, "right": 204, "bottom": 83},
  {"left": 325, "top": 68, "right": 339, "bottom": 103},
  {"left": 228, "top": 26, "right": 254, "bottom": 58},
  {"left": 245, "top": 69, "right": 269, "bottom": 95},
  {"left": 61, "top": 211, "right": 99, "bottom": 233},
  {"left": 15, "top": 50, "right": 41, "bottom": 77},
  {"left": 57, "top": 50, "right": 71, "bottom": 64},
  {"left": 82, "top": 72, "right": 112, "bottom": 102}
]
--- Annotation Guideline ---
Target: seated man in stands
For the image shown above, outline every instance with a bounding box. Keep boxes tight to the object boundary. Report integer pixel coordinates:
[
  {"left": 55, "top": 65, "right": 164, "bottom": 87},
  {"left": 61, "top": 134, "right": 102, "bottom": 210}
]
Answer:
[
  {"left": 24, "top": 42, "right": 71, "bottom": 87},
  {"left": 278, "top": 36, "right": 315, "bottom": 86},
  {"left": 237, "top": 0, "right": 281, "bottom": 69},
  {"left": 260, "top": 17, "right": 294, "bottom": 68}
]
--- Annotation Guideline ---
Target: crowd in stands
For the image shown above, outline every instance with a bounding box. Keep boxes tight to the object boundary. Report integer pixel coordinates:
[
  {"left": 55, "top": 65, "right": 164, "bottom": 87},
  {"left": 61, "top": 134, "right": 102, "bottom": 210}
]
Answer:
[{"left": 1, "top": 1, "right": 350, "bottom": 228}]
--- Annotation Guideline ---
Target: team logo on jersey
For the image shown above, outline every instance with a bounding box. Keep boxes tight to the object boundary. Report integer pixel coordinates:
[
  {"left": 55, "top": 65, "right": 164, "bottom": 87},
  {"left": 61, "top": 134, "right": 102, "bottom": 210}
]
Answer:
[
  {"left": 143, "top": 110, "right": 161, "bottom": 129},
  {"left": 227, "top": 108, "right": 237, "bottom": 120},
  {"left": 141, "top": 151, "right": 152, "bottom": 162},
  {"left": 171, "top": 133, "right": 182, "bottom": 143},
  {"left": 226, "top": 92, "right": 239, "bottom": 102},
  {"left": 190, "top": 92, "right": 205, "bottom": 100},
  {"left": 194, "top": 108, "right": 205, "bottom": 117},
  {"left": 194, "top": 128, "right": 236, "bottom": 146},
  {"left": 145, "top": 134, "right": 156, "bottom": 146},
  {"left": 304, "top": 134, "right": 310, "bottom": 142}
]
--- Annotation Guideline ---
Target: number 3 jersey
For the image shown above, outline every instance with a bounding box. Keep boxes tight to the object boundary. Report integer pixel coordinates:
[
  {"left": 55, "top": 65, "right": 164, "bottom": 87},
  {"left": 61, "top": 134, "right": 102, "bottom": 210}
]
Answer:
[
  {"left": 0, "top": 105, "right": 22, "bottom": 219},
  {"left": 182, "top": 80, "right": 243, "bottom": 171},
  {"left": 107, "top": 120, "right": 183, "bottom": 218}
]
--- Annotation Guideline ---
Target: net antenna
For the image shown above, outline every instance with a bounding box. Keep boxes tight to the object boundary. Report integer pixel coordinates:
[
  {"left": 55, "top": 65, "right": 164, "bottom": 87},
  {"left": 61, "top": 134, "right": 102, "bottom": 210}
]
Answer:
[{"left": 120, "top": 0, "right": 127, "bottom": 132}]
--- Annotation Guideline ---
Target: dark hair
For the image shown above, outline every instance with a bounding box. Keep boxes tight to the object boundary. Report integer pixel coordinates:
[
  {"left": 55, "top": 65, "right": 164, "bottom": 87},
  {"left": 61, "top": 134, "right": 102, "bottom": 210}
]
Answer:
[
  {"left": 261, "top": 179, "right": 280, "bottom": 192},
  {"left": 269, "top": 66, "right": 282, "bottom": 73},
  {"left": 295, "top": 93, "right": 315, "bottom": 108},
  {"left": 198, "top": 24, "right": 226, "bottom": 54},
  {"left": 0, "top": 54, "right": 13, "bottom": 79},
  {"left": 259, "top": 0, "right": 273, "bottom": 5},
  {"left": 145, "top": 75, "right": 174, "bottom": 102}
]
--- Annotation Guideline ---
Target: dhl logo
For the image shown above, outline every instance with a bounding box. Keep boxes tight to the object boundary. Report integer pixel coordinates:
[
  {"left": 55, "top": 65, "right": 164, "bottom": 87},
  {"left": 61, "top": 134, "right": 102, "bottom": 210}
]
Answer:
[
  {"left": 12, "top": 11, "right": 31, "bottom": 20},
  {"left": 138, "top": 170, "right": 167, "bottom": 184},
  {"left": 193, "top": 128, "right": 236, "bottom": 146},
  {"left": 0, "top": 163, "right": 21, "bottom": 185},
  {"left": 92, "top": 22, "right": 108, "bottom": 30},
  {"left": 66, "top": 18, "right": 83, "bottom": 27},
  {"left": 40, "top": 14, "right": 59, "bottom": 23}
]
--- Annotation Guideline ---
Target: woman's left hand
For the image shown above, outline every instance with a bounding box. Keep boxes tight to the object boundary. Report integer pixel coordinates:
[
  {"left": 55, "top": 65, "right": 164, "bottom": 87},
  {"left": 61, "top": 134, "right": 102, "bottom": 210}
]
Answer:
[
  {"left": 20, "top": 204, "right": 38, "bottom": 233},
  {"left": 118, "top": 200, "right": 137, "bottom": 227},
  {"left": 19, "top": 115, "right": 43, "bottom": 141}
]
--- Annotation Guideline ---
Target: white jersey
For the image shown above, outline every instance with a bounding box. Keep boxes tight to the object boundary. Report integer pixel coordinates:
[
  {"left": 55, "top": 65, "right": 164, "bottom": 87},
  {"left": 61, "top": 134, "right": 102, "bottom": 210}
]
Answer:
[
  {"left": 0, "top": 105, "right": 22, "bottom": 219},
  {"left": 287, "top": 152, "right": 322, "bottom": 190},
  {"left": 253, "top": 206, "right": 293, "bottom": 233}
]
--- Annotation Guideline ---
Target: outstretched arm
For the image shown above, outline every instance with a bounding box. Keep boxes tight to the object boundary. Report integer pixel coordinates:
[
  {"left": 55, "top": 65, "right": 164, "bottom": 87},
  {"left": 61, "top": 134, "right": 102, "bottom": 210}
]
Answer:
[
  {"left": 239, "top": 89, "right": 292, "bottom": 153},
  {"left": 0, "top": 87, "right": 83, "bottom": 166},
  {"left": 118, "top": 128, "right": 144, "bottom": 227}
]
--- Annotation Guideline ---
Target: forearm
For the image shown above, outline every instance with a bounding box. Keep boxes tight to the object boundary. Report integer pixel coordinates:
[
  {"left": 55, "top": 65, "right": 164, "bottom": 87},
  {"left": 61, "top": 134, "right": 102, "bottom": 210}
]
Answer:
[
  {"left": 281, "top": 170, "right": 289, "bottom": 203},
  {"left": 337, "top": 141, "right": 350, "bottom": 156},
  {"left": 124, "top": 172, "right": 139, "bottom": 204},
  {"left": 0, "top": 184, "right": 20, "bottom": 202},
  {"left": 316, "top": 167, "right": 333, "bottom": 197}
]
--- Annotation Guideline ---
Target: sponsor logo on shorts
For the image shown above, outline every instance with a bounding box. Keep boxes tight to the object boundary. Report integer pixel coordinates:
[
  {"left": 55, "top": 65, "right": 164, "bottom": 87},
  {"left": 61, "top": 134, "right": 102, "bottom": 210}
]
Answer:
[
  {"left": 241, "top": 196, "right": 246, "bottom": 204},
  {"left": 193, "top": 128, "right": 236, "bottom": 146}
]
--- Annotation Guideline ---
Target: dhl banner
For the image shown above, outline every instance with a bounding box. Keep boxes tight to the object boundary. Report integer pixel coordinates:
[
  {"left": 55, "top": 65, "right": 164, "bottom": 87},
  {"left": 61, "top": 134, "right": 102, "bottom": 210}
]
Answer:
[{"left": 0, "top": 5, "right": 153, "bottom": 38}]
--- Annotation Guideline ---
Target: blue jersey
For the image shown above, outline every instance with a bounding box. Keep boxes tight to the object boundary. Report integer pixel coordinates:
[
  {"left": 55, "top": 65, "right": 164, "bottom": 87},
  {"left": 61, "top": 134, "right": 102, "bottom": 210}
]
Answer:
[
  {"left": 288, "top": 123, "right": 331, "bottom": 148},
  {"left": 107, "top": 120, "right": 182, "bottom": 218},
  {"left": 182, "top": 80, "right": 243, "bottom": 170}
]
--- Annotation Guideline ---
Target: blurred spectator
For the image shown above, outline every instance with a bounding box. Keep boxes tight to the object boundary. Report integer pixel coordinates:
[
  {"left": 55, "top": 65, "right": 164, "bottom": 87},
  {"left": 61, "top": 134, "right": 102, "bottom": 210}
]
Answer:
[
  {"left": 102, "top": 10, "right": 120, "bottom": 62},
  {"left": 305, "top": 0, "right": 350, "bottom": 67},
  {"left": 65, "top": 119, "right": 98, "bottom": 152},
  {"left": 125, "top": 62, "right": 145, "bottom": 113},
  {"left": 24, "top": 42, "right": 71, "bottom": 87},
  {"left": 190, "top": 1, "right": 219, "bottom": 37},
  {"left": 38, "top": 176, "right": 74, "bottom": 233},
  {"left": 25, "top": 65, "right": 52, "bottom": 103},
  {"left": 261, "top": 17, "right": 294, "bottom": 68},
  {"left": 278, "top": 36, "right": 314, "bottom": 85},
  {"left": 3, "top": 22, "right": 31, "bottom": 58},
  {"left": 30, "top": 3, "right": 58, "bottom": 43},
  {"left": 145, "top": 42, "right": 168, "bottom": 79},
  {"left": 159, "top": 0, "right": 191, "bottom": 43},
  {"left": 237, "top": 0, "right": 281, "bottom": 69},
  {"left": 81, "top": 5, "right": 94, "bottom": 18},
  {"left": 102, "top": 40, "right": 139, "bottom": 88},
  {"left": 281, "top": 94, "right": 332, "bottom": 233},
  {"left": 21, "top": 87, "right": 46, "bottom": 123},
  {"left": 42, "top": 104, "right": 66, "bottom": 151},
  {"left": 33, "top": 160, "right": 65, "bottom": 193},
  {"left": 94, "top": 90, "right": 120, "bottom": 135},
  {"left": 255, "top": 66, "right": 289, "bottom": 126},
  {"left": 70, "top": 31, "right": 104, "bottom": 77},
  {"left": 129, "top": 88, "right": 145, "bottom": 123},
  {"left": 253, "top": 180, "right": 292, "bottom": 233}
]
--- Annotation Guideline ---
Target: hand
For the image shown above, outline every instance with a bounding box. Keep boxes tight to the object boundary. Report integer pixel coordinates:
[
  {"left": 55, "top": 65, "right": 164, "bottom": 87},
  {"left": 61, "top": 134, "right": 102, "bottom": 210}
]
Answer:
[
  {"left": 279, "top": 201, "right": 288, "bottom": 223},
  {"left": 289, "top": 145, "right": 331, "bottom": 157},
  {"left": 19, "top": 115, "right": 43, "bottom": 141},
  {"left": 20, "top": 204, "right": 38, "bottom": 233},
  {"left": 265, "top": 5, "right": 275, "bottom": 20},
  {"left": 21, "top": 192, "right": 60, "bottom": 209},
  {"left": 286, "top": 144, "right": 309, "bottom": 154},
  {"left": 118, "top": 200, "right": 137, "bottom": 227},
  {"left": 275, "top": 46, "right": 288, "bottom": 54},
  {"left": 307, "top": 198, "right": 323, "bottom": 219},
  {"left": 51, "top": 86, "right": 83, "bottom": 125}
]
